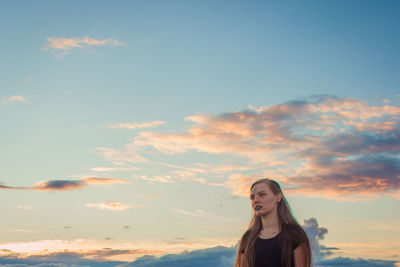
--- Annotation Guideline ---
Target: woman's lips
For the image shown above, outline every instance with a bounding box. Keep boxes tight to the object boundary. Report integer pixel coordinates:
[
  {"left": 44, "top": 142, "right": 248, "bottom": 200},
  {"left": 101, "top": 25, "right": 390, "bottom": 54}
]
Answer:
[{"left": 255, "top": 206, "right": 262, "bottom": 211}]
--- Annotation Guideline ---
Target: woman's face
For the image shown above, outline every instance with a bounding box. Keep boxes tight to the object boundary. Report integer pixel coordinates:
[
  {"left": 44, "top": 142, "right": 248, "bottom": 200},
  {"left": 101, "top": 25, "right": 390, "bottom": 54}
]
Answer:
[{"left": 250, "top": 182, "right": 281, "bottom": 217}]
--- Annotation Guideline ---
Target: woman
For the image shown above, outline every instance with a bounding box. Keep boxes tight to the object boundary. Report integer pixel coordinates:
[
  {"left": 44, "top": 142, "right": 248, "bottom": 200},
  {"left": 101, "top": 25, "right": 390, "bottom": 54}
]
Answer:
[{"left": 235, "top": 179, "right": 312, "bottom": 267}]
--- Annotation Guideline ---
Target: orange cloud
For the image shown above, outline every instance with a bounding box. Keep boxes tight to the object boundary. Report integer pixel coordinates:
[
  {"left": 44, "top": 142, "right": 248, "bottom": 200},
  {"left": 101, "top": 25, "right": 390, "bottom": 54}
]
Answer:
[
  {"left": 45, "top": 36, "right": 124, "bottom": 56},
  {"left": 84, "top": 177, "right": 130, "bottom": 185},
  {"left": 97, "top": 96, "right": 400, "bottom": 199}
]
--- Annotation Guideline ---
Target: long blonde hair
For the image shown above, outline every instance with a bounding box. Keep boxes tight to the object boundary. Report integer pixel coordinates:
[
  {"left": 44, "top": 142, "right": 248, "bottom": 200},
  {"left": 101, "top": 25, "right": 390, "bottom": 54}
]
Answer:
[{"left": 235, "top": 179, "right": 311, "bottom": 267}]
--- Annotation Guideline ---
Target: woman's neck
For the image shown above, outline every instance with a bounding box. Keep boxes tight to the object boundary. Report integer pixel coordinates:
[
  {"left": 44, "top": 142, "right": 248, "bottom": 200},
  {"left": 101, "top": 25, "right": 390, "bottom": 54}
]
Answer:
[{"left": 261, "top": 211, "right": 280, "bottom": 232}]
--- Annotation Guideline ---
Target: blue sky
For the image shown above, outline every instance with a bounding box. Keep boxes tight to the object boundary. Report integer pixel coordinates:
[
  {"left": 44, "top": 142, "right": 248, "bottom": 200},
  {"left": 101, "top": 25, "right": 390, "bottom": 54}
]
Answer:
[{"left": 1, "top": 1, "right": 400, "bottom": 266}]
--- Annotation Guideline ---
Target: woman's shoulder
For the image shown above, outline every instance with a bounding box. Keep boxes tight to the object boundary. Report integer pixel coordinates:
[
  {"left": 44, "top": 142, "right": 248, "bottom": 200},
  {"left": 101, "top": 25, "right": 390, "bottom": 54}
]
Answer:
[
  {"left": 282, "top": 223, "right": 309, "bottom": 249},
  {"left": 285, "top": 223, "right": 306, "bottom": 236}
]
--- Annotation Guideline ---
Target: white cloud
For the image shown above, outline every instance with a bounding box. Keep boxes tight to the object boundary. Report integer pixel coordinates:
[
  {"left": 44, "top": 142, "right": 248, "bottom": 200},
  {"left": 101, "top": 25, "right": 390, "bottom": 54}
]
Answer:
[
  {"left": 133, "top": 174, "right": 175, "bottom": 183},
  {"left": 2, "top": 95, "right": 30, "bottom": 104},
  {"left": 94, "top": 147, "right": 149, "bottom": 165},
  {"left": 85, "top": 201, "right": 138, "bottom": 211},
  {"left": 90, "top": 166, "right": 140, "bottom": 172},
  {"left": 16, "top": 205, "right": 33, "bottom": 210}
]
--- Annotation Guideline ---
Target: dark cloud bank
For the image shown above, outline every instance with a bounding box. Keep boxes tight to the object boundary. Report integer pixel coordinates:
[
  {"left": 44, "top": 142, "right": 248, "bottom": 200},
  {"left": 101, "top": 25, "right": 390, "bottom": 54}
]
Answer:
[
  {"left": 0, "top": 247, "right": 396, "bottom": 267},
  {"left": 1, "top": 219, "right": 397, "bottom": 267}
]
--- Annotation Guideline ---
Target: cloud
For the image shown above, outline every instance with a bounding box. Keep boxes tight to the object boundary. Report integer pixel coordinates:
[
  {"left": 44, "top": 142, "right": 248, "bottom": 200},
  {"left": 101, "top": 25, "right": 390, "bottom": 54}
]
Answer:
[
  {"left": 0, "top": 177, "right": 129, "bottom": 192},
  {"left": 0, "top": 184, "right": 22, "bottom": 190},
  {"left": 225, "top": 173, "right": 259, "bottom": 197},
  {"left": 85, "top": 201, "right": 132, "bottom": 211},
  {"left": 131, "top": 96, "right": 400, "bottom": 157},
  {"left": 284, "top": 155, "right": 400, "bottom": 199},
  {"left": 83, "top": 177, "right": 129, "bottom": 185},
  {"left": 32, "top": 180, "right": 87, "bottom": 191},
  {"left": 0, "top": 237, "right": 236, "bottom": 263},
  {"left": 16, "top": 205, "right": 33, "bottom": 210},
  {"left": 0, "top": 239, "right": 161, "bottom": 262},
  {"left": 1, "top": 220, "right": 398, "bottom": 267},
  {"left": 94, "top": 96, "right": 400, "bottom": 199},
  {"left": 44, "top": 36, "right": 124, "bottom": 57},
  {"left": 133, "top": 174, "right": 175, "bottom": 183},
  {"left": 0, "top": 249, "right": 140, "bottom": 267},
  {"left": 109, "top": 121, "right": 166, "bottom": 129},
  {"left": 94, "top": 147, "right": 149, "bottom": 165},
  {"left": 90, "top": 166, "right": 139, "bottom": 172},
  {"left": 119, "top": 218, "right": 398, "bottom": 267},
  {"left": 315, "top": 257, "right": 398, "bottom": 267},
  {"left": 121, "top": 246, "right": 236, "bottom": 267},
  {"left": 143, "top": 193, "right": 165, "bottom": 199},
  {"left": 302, "top": 218, "right": 338, "bottom": 260},
  {"left": 120, "top": 244, "right": 397, "bottom": 267},
  {"left": 2, "top": 95, "right": 30, "bottom": 104}
]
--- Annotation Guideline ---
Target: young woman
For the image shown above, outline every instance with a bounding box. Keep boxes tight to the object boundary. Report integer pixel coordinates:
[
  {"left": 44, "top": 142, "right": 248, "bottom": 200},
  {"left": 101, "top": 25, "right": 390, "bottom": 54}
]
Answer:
[{"left": 235, "top": 179, "right": 312, "bottom": 267}]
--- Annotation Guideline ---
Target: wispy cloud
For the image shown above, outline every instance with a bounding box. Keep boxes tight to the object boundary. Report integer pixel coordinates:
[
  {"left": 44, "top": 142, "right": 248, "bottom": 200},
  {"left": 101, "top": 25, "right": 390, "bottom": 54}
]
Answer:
[
  {"left": 84, "top": 177, "right": 129, "bottom": 185},
  {"left": 90, "top": 166, "right": 139, "bottom": 172},
  {"left": 133, "top": 174, "right": 175, "bottom": 183},
  {"left": 0, "top": 177, "right": 129, "bottom": 192},
  {"left": 85, "top": 201, "right": 132, "bottom": 211},
  {"left": 94, "top": 147, "right": 149, "bottom": 165},
  {"left": 143, "top": 193, "right": 165, "bottom": 199},
  {"left": 2, "top": 95, "right": 30, "bottom": 104},
  {"left": 16, "top": 205, "right": 33, "bottom": 210},
  {"left": 44, "top": 36, "right": 124, "bottom": 57},
  {"left": 109, "top": 121, "right": 166, "bottom": 129}
]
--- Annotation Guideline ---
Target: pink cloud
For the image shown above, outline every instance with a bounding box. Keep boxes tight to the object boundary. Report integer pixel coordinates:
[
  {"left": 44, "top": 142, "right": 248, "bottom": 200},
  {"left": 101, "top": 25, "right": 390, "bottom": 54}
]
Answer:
[{"left": 45, "top": 36, "right": 124, "bottom": 56}]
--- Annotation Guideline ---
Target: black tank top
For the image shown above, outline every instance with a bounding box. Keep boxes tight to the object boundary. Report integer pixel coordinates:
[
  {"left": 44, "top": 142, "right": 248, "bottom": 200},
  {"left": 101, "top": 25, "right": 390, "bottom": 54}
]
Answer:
[{"left": 255, "top": 233, "right": 297, "bottom": 267}]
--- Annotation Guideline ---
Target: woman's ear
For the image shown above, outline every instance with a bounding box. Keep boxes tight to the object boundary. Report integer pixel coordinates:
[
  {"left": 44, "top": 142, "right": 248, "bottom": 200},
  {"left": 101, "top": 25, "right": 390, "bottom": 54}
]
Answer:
[{"left": 276, "top": 193, "right": 282, "bottom": 203}]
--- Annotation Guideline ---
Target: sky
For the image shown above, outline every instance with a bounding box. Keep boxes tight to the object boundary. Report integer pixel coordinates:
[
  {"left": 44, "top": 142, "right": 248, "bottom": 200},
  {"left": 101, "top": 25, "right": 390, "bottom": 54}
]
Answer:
[{"left": 1, "top": 1, "right": 400, "bottom": 266}]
